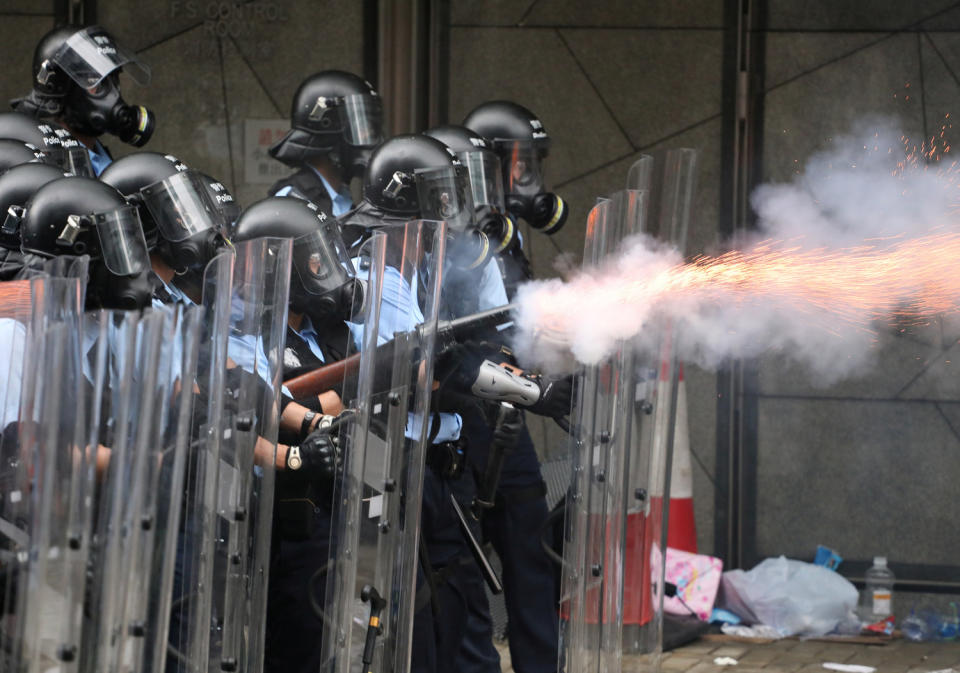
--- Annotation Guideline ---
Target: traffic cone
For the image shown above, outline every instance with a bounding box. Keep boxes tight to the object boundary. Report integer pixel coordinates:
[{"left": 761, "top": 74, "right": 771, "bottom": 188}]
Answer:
[
  {"left": 623, "top": 360, "right": 696, "bottom": 625},
  {"left": 666, "top": 363, "right": 697, "bottom": 553}
]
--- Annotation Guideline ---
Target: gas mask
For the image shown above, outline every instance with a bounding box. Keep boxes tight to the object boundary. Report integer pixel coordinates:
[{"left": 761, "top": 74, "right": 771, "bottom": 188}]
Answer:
[
  {"left": 88, "top": 261, "right": 155, "bottom": 310},
  {"left": 413, "top": 162, "right": 493, "bottom": 272},
  {"left": 496, "top": 140, "right": 568, "bottom": 235},
  {"left": 290, "top": 220, "right": 365, "bottom": 323},
  {"left": 62, "top": 73, "right": 154, "bottom": 146},
  {"left": 476, "top": 206, "right": 519, "bottom": 255},
  {"left": 139, "top": 170, "right": 229, "bottom": 272},
  {"left": 38, "top": 26, "right": 155, "bottom": 146},
  {"left": 455, "top": 147, "right": 519, "bottom": 254}
]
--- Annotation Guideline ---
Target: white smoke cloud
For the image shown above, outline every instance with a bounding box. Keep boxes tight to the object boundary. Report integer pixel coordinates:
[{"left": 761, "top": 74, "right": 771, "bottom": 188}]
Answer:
[{"left": 513, "top": 120, "right": 960, "bottom": 382}]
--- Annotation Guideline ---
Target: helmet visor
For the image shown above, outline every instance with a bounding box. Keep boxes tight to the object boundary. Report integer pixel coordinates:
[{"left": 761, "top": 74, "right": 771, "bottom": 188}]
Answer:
[
  {"left": 52, "top": 26, "right": 150, "bottom": 88},
  {"left": 494, "top": 140, "right": 546, "bottom": 197},
  {"left": 92, "top": 204, "right": 150, "bottom": 275},
  {"left": 292, "top": 221, "right": 355, "bottom": 296},
  {"left": 140, "top": 170, "right": 225, "bottom": 242},
  {"left": 45, "top": 145, "right": 95, "bottom": 177},
  {"left": 340, "top": 94, "right": 384, "bottom": 147},
  {"left": 415, "top": 165, "right": 474, "bottom": 233},
  {"left": 458, "top": 149, "right": 505, "bottom": 211}
]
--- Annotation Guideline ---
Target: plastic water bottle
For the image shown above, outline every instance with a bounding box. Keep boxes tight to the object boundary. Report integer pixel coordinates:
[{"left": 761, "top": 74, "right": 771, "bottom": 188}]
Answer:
[{"left": 860, "top": 556, "right": 895, "bottom": 621}]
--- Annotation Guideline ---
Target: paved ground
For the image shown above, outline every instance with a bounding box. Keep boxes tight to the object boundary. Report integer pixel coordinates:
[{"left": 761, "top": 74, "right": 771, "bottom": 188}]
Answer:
[{"left": 495, "top": 637, "right": 960, "bottom": 672}]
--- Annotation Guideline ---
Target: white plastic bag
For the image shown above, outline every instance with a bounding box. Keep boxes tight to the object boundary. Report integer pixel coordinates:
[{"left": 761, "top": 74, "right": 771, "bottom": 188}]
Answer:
[{"left": 718, "top": 556, "right": 858, "bottom": 636}]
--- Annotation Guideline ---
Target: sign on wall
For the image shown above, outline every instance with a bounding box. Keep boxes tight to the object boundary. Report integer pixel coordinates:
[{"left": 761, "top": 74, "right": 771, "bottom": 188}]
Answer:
[{"left": 244, "top": 119, "right": 290, "bottom": 184}]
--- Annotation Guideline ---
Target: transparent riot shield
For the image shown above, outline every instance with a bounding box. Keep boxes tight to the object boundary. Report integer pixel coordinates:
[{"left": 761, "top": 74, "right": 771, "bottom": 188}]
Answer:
[
  {"left": 171, "top": 251, "right": 234, "bottom": 673},
  {"left": 0, "top": 279, "right": 34, "bottom": 673},
  {"left": 207, "top": 237, "right": 291, "bottom": 673},
  {"left": 622, "top": 149, "right": 697, "bottom": 665},
  {"left": 110, "top": 304, "right": 204, "bottom": 673},
  {"left": 12, "top": 274, "right": 93, "bottom": 673},
  {"left": 83, "top": 308, "right": 170, "bottom": 673},
  {"left": 559, "top": 150, "right": 697, "bottom": 673},
  {"left": 559, "top": 185, "right": 648, "bottom": 673},
  {"left": 321, "top": 220, "right": 445, "bottom": 673}
]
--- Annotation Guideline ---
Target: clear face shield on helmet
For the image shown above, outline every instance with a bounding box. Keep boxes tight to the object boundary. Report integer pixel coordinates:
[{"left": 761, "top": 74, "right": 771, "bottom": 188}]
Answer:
[
  {"left": 495, "top": 139, "right": 547, "bottom": 197},
  {"left": 340, "top": 94, "right": 384, "bottom": 147},
  {"left": 414, "top": 164, "right": 474, "bottom": 233},
  {"left": 88, "top": 203, "right": 150, "bottom": 275},
  {"left": 42, "top": 26, "right": 151, "bottom": 89},
  {"left": 139, "top": 169, "right": 227, "bottom": 242},
  {"left": 44, "top": 145, "right": 95, "bottom": 177},
  {"left": 292, "top": 219, "right": 356, "bottom": 297},
  {"left": 457, "top": 149, "right": 506, "bottom": 211},
  {"left": 307, "top": 93, "right": 384, "bottom": 148}
]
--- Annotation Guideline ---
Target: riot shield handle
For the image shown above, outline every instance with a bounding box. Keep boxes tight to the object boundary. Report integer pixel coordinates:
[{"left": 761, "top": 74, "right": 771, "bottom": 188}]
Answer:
[{"left": 359, "top": 584, "right": 387, "bottom": 670}]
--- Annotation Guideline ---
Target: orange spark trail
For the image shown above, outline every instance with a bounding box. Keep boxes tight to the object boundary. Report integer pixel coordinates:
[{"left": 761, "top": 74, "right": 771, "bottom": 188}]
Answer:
[{"left": 527, "top": 230, "right": 960, "bottom": 345}]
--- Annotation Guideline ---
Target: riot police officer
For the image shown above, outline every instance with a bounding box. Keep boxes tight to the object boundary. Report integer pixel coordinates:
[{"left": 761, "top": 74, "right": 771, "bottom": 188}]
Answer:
[
  {"left": 230, "top": 196, "right": 357, "bottom": 673},
  {"left": 12, "top": 24, "right": 156, "bottom": 174},
  {"left": 341, "top": 134, "right": 570, "bottom": 672},
  {"left": 464, "top": 100, "right": 569, "bottom": 298},
  {"left": 268, "top": 70, "right": 383, "bottom": 216},
  {"left": 462, "top": 101, "right": 572, "bottom": 673}
]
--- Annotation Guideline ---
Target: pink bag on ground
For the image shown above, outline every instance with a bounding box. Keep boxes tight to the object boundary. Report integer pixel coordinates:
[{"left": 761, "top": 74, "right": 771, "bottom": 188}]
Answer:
[{"left": 663, "top": 547, "right": 723, "bottom": 621}]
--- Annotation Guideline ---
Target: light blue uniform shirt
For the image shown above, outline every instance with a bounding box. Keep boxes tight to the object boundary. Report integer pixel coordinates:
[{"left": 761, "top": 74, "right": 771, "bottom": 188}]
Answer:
[
  {"left": 151, "top": 276, "right": 195, "bottom": 309},
  {"left": 476, "top": 257, "right": 509, "bottom": 312},
  {"left": 88, "top": 141, "right": 112, "bottom": 176},
  {"left": 231, "top": 314, "right": 334, "bottom": 401},
  {"left": 274, "top": 166, "right": 353, "bottom": 217},
  {"left": 151, "top": 277, "right": 195, "bottom": 382},
  {"left": 227, "top": 332, "right": 287, "bottom": 397},
  {"left": 0, "top": 319, "right": 26, "bottom": 426},
  {"left": 348, "top": 262, "right": 462, "bottom": 444},
  {"left": 290, "top": 314, "right": 326, "bottom": 363}
]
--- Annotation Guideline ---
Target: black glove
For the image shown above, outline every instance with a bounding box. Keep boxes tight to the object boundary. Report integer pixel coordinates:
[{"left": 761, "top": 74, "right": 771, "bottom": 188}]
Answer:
[
  {"left": 491, "top": 404, "right": 523, "bottom": 451},
  {"left": 288, "top": 427, "right": 341, "bottom": 491},
  {"left": 437, "top": 342, "right": 574, "bottom": 418},
  {"left": 522, "top": 373, "right": 574, "bottom": 418}
]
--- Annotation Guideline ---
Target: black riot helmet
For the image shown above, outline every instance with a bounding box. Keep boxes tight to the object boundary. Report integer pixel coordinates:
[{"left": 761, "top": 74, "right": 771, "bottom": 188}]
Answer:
[
  {"left": 0, "top": 112, "right": 94, "bottom": 176},
  {"left": 232, "top": 196, "right": 363, "bottom": 323},
  {"left": 12, "top": 25, "right": 155, "bottom": 148},
  {"left": 363, "top": 134, "right": 492, "bottom": 270},
  {"left": 0, "top": 139, "right": 45, "bottom": 174},
  {"left": 463, "top": 100, "right": 568, "bottom": 235},
  {"left": 269, "top": 70, "right": 383, "bottom": 181},
  {"left": 0, "top": 162, "right": 67, "bottom": 279},
  {"left": 424, "top": 125, "right": 519, "bottom": 255},
  {"left": 100, "top": 152, "right": 227, "bottom": 272},
  {"left": 20, "top": 176, "right": 153, "bottom": 310},
  {"left": 196, "top": 171, "right": 241, "bottom": 238},
  {"left": 0, "top": 162, "right": 68, "bottom": 250}
]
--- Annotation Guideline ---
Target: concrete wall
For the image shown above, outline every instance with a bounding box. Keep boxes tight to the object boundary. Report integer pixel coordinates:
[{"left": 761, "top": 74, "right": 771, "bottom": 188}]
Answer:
[
  {"left": 756, "top": 0, "right": 960, "bottom": 606},
  {"left": 96, "top": 0, "right": 364, "bottom": 207}
]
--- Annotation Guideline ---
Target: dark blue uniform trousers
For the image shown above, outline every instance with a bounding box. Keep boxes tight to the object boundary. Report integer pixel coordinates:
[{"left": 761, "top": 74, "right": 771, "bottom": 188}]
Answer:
[{"left": 455, "top": 409, "right": 559, "bottom": 673}]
